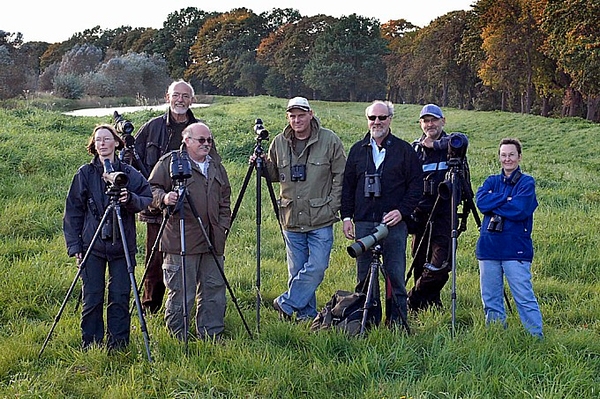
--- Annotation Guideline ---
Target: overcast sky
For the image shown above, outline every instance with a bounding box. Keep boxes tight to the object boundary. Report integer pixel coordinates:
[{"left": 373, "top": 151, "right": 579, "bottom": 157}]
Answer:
[{"left": 2, "top": 0, "right": 475, "bottom": 43}]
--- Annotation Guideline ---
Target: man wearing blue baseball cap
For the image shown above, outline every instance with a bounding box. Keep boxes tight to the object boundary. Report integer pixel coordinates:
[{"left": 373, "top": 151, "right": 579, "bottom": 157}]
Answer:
[{"left": 407, "top": 103, "right": 453, "bottom": 312}]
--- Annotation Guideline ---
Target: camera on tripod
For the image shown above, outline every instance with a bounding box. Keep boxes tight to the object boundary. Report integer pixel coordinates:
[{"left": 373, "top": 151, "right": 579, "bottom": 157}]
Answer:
[
  {"left": 103, "top": 159, "right": 129, "bottom": 189},
  {"left": 254, "top": 118, "right": 269, "bottom": 141},
  {"left": 447, "top": 132, "right": 468, "bottom": 163},
  {"left": 347, "top": 223, "right": 388, "bottom": 258},
  {"left": 113, "top": 111, "right": 134, "bottom": 135}
]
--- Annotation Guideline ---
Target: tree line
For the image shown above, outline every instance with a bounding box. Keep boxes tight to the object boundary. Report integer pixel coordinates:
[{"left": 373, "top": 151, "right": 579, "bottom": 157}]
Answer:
[{"left": 1, "top": 0, "right": 598, "bottom": 121}]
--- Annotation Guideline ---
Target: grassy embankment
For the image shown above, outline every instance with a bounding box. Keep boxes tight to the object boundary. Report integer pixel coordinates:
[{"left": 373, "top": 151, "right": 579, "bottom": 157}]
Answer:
[{"left": 0, "top": 95, "right": 599, "bottom": 398}]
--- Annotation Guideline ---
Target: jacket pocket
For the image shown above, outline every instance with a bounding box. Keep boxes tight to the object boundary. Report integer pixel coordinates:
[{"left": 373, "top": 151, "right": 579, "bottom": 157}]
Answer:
[
  {"left": 308, "top": 196, "right": 335, "bottom": 226},
  {"left": 278, "top": 197, "right": 296, "bottom": 228}
]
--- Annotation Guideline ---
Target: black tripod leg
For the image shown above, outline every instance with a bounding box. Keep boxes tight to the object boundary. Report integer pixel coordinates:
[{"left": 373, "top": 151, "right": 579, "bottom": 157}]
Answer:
[
  {"left": 229, "top": 162, "right": 255, "bottom": 232},
  {"left": 360, "top": 259, "right": 379, "bottom": 335},
  {"left": 115, "top": 204, "right": 152, "bottom": 362},
  {"left": 176, "top": 187, "right": 190, "bottom": 350},
  {"left": 184, "top": 190, "right": 253, "bottom": 339},
  {"left": 378, "top": 264, "right": 411, "bottom": 334},
  {"left": 39, "top": 204, "right": 114, "bottom": 359}
]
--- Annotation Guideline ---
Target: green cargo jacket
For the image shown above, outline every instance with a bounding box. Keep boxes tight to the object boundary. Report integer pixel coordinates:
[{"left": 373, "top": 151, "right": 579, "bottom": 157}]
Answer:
[{"left": 265, "top": 117, "right": 346, "bottom": 233}]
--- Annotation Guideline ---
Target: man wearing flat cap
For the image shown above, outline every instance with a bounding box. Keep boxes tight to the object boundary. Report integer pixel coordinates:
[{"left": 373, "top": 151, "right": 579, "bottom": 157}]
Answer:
[
  {"left": 259, "top": 96, "right": 346, "bottom": 322},
  {"left": 407, "top": 103, "right": 453, "bottom": 312}
]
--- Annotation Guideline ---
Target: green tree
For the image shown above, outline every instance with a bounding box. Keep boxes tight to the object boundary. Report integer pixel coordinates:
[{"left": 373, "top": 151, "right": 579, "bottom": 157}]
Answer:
[
  {"left": 257, "top": 14, "right": 337, "bottom": 97},
  {"left": 303, "top": 14, "right": 388, "bottom": 101}
]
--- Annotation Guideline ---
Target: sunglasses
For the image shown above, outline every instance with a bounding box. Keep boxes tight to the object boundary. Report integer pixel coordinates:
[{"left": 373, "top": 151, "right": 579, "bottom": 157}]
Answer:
[
  {"left": 189, "top": 136, "right": 214, "bottom": 145},
  {"left": 368, "top": 115, "right": 390, "bottom": 121}
]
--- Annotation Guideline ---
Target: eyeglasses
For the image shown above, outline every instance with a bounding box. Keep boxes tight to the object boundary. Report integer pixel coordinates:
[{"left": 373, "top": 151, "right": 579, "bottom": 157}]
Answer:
[
  {"left": 170, "top": 92, "right": 191, "bottom": 100},
  {"left": 368, "top": 115, "right": 390, "bottom": 121},
  {"left": 188, "top": 136, "right": 213, "bottom": 145}
]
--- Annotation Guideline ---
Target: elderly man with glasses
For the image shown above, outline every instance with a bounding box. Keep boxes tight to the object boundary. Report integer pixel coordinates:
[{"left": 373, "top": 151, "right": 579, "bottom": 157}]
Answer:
[
  {"left": 341, "top": 100, "right": 422, "bottom": 331},
  {"left": 148, "top": 122, "right": 231, "bottom": 341}
]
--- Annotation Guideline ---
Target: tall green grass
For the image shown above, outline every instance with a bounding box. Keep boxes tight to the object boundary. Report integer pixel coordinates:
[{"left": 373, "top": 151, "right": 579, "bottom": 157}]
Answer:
[{"left": 1, "top": 97, "right": 599, "bottom": 398}]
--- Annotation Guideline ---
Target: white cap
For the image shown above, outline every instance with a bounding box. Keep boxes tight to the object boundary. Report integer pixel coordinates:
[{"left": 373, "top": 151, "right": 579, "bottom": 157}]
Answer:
[{"left": 286, "top": 97, "right": 311, "bottom": 112}]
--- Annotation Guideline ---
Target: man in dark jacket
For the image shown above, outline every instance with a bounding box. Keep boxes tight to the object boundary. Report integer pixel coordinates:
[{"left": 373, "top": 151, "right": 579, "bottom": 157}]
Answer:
[
  {"left": 64, "top": 124, "right": 152, "bottom": 350},
  {"left": 341, "top": 100, "right": 422, "bottom": 329},
  {"left": 407, "top": 104, "right": 453, "bottom": 312},
  {"left": 132, "top": 80, "right": 200, "bottom": 314}
]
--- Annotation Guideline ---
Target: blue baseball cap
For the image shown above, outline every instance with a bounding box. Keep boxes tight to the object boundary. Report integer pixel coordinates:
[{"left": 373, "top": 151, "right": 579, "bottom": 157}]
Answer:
[{"left": 419, "top": 104, "right": 444, "bottom": 119}]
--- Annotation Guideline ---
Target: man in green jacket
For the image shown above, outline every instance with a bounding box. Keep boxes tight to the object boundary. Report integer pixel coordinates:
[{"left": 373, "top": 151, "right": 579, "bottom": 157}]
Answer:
[{"left": 262, "top": 97, "right": 346, "bottom": 322}]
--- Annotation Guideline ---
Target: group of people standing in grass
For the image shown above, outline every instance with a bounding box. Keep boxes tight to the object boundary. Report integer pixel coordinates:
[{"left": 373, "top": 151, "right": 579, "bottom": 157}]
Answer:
[{"left": 62, "top": 79, "right": 543, "bottom": 352}]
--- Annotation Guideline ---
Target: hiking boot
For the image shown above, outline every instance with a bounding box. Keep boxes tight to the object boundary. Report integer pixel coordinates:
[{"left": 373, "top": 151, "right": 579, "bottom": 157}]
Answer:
[{"left": 272, "top": 299, "right": 293, "bottom": 321}]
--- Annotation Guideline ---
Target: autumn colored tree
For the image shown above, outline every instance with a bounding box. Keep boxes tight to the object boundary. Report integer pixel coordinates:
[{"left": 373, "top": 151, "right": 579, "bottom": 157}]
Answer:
[
  {"left": 150, "top": 7, "right": 218, "bottom": 79},
  {"left": 186, "top": 8, "right": 267, "bottom": 95},
  {"left": 381, "top": 20, "right": 419, "bottom": 104},
  {"left": 542, "top": 0, "right": 600, "bottom": 121}
]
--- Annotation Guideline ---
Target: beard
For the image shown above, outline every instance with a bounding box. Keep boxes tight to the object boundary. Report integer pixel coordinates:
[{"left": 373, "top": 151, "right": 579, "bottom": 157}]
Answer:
[{"left": 371, "top": 126, "right": 388, "bottom": 140}]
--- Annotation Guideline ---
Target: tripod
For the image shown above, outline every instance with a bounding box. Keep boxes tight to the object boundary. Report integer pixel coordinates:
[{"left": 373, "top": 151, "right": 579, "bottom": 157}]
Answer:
[
  {"left": 229, "top": 122, "right": 281, "bottom": 333},
  {"left": 359, "top": 244, "right": 410, "bottom": 335},
  {"left": 444, "top": 157, "right": 481, "bottom": 337},
  {"left": 148, "top": 150, "right": 253, "bottom": 349},
  {"left": 39, "top": 185, "right": 152, "bottom": 362}
]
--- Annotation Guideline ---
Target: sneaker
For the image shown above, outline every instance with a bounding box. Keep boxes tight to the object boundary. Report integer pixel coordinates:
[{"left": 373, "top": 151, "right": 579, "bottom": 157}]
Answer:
[{"left": 272, "top": 299, "right": 293, "bottom": 321}]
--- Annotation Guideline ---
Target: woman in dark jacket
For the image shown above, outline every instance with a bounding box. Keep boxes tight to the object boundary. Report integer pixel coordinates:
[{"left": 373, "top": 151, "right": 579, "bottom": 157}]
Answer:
[{"left": 63, "top": 124, "right": 152, "bottom": 350}]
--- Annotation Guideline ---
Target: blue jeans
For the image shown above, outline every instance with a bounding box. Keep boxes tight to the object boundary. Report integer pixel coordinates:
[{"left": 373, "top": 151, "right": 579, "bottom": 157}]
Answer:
[
  {"left": 276, "top": 226, "right": 334, "bottom": 319},
  {"left": 479, "top": 259, "right": 543, "bottom": 337},
  {"left": 355, "top": 221, "right": 408, "bottom": 325}
]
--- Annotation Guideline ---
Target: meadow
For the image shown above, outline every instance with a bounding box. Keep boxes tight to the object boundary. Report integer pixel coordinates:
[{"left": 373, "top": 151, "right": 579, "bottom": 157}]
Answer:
[{"left": 0, "top": 95, "right": 599, "bottom": 398}]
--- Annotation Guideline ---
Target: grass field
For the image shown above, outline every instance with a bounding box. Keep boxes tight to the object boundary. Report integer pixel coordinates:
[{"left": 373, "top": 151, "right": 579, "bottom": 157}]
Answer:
[{"left": 1, "top": 95, "right": 599, "bottom": 398}]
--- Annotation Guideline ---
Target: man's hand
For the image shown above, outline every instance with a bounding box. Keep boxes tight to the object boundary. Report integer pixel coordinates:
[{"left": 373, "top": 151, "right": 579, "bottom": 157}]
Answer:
[
  {"left": 163, "top": 191, "right": 179, "bottom": 206},
  {"left": 382, "top": 209, "right": 403, "bottom": 226},
  {"left": 343, "top": 219, "right": 355, "bottom": 240}
]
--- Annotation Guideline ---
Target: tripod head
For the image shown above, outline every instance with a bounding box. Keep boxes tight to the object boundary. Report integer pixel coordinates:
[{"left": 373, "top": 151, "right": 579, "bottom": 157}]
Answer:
[{"left": 252, "top": 119, "right": 270, "bottom": 159}]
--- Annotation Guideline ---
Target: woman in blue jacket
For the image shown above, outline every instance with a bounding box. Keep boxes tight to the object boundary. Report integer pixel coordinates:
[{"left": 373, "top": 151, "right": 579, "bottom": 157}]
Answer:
[
  {"left": 63, "top": 124, "right": 152, "bottom": 350},
  {"left": 475, "top": 138, "right": 543, "bottom": 337}
]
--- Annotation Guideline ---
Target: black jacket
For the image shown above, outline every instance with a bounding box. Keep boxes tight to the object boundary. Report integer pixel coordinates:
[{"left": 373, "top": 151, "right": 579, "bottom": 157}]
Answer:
[
  {"left": 129, "top": 109, "right": 198, "bottom": 222},
  {"left": 63, "top": 157, "right": 152, "bottom": 260},
  {"left": 341, "top": 132, "right": 422, "bottom": 223},
  {"left": 412, "top": 131, "right": 452, "bottom": 216}
]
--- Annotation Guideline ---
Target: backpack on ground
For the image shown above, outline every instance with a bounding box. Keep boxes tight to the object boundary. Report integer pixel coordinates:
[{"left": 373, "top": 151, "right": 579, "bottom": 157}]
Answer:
[{"left": 310, "top": 290, "right": 380, "bottom": 336}]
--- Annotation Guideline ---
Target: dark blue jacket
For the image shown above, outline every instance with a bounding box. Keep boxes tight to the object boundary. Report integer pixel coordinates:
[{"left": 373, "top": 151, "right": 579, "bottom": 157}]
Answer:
[
  {"left": 63, "top": 157, "right": 152, "bottom": 260},
  {"left": 341, "top": 131, "right": 422, "bottom": 223},
  {"left": 412, "top": 131, "right": 452, "bottom": 216},
  {"left": 475, "top": 167, "right": 537, "bottom": 261}
]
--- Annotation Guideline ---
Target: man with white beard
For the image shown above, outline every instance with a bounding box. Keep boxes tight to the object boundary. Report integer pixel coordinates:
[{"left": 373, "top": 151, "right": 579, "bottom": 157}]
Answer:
[{"left": 129, "top": 80, "right": 211, "bottom": 315}]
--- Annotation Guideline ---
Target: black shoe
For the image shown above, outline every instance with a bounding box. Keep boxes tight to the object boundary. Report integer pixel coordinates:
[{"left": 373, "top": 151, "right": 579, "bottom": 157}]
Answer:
[{"left": 273, "top": 299, "right": 292, "bottom": 321}]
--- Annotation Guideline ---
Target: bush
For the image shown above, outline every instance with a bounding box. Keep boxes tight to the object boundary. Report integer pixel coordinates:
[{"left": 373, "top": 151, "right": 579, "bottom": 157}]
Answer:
[{"left": 53, "top": 73, "right": 84, "bottom": 99}]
